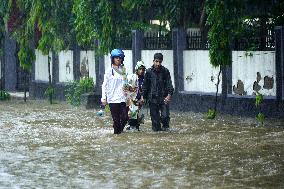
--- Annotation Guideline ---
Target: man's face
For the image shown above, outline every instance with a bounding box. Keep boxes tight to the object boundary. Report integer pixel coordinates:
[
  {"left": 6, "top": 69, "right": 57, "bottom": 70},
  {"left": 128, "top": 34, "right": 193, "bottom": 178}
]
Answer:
[
  {"left": 137, "top": 66, "right": 145, "bottom": 76},
  {"left": 113, "top": 57, "right": 122, "bottom": 66},
  {"left": 153, "top": 59, "right": 162, "bottom": 70}
]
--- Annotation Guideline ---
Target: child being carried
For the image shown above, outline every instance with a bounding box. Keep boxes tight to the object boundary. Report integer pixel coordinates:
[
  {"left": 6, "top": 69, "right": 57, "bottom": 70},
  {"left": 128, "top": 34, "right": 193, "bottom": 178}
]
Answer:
[{"left": 126, "top": 61, "right": 146, "bottom": 131}]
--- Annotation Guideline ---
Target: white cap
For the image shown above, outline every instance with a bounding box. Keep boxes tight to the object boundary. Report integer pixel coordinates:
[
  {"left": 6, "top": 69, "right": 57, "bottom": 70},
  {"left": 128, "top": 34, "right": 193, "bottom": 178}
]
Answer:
[{"left": 135, "top": 61, "right": 145, "bottom": 71}]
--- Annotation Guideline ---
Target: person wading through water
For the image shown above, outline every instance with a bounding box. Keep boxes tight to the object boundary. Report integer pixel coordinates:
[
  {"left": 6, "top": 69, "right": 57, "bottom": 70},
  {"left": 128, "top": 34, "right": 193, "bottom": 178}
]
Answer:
[
  {"left": 101, "top": 49, "right": 129, "bottom": 134},
  {"left": 141, "top": 53, "right": 174, "bottom": 131},
  {"left": 126, "top": 61, "right": 146, "bottom": 131}
]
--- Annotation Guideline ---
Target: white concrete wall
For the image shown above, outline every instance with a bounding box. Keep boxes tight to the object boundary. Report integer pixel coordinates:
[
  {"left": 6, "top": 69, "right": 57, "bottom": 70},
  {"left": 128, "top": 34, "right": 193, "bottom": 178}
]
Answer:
[
  {"left": 141, "top": 50, "right": 175, "bottom": 87},
  {"left": 80, "top": 51, "right": 96, "bottom": 84},
  {"left": 232, "top": 51, "right": 276, "bottom": 96},
  {"left": 104, "top": 50, "right": 133, "bottom": 74},
  {"left": 123, "top": 50, "right": 133, "bottom": 73},
  {"left": 35, "top": 49, "right": 52, "bottom": 82},
  {"left": 183, "top": 50, "right": 221, "bottom": 93},
  {"left": 59, "top": 50, "right": 73, "bottom": 82}
]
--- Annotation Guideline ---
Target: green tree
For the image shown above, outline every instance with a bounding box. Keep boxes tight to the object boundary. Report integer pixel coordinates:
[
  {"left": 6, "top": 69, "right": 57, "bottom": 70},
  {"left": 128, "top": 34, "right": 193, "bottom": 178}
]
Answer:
[
  {"left": 7, "top": 0, "right": 35, "bottom": 102},
  {"left": 23, "top": 0, "right": 74, "bottom": 104},
  {"left": 0, "top": 0, "right": 9, "bottom": 52},
  {"left": 206, "top": 0, "right": 240, "bottom": 118},
  {"left": 0, "top": 0, "right": 9, "bottom": 91},
  {"left": 73, "top": 0, "right": 147, "bottom": 54}
]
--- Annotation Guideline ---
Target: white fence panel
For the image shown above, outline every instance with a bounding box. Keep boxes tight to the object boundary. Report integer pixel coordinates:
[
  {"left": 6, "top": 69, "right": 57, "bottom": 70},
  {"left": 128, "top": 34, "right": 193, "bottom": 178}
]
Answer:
[
  {"left": 183, "top": 50, "right": 221, "bottom": 93},
  {"left": 59, "top": 50, "right": 73, "bottom": 82},
  {"left": 232, "top": 51, "right": 276, "bottom": 96},
  {"left": 35, "top": 49, "right": 52, "bottom": 82}
]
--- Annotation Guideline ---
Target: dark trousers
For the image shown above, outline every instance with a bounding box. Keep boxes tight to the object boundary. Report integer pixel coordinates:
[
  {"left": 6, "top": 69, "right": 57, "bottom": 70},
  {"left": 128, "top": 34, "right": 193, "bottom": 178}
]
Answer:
[
  {"left": 149, "top": 102, "right": 170, "bottom": 131},
  {"left": 109, "top": 102, "right": 128, "bottom": 134}
]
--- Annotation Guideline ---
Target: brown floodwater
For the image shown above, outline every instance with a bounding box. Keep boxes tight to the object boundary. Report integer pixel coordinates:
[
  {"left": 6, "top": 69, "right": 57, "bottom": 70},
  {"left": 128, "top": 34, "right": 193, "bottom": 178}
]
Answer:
[{"left": 0, "top": 100, "right": 283, "bottom": 188}]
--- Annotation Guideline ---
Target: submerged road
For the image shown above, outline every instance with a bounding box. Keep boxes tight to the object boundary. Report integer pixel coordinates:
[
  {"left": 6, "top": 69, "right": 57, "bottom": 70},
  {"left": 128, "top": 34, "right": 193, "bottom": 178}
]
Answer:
[{"left": 0, "top": 100, "right": 283, "bottom": 188}]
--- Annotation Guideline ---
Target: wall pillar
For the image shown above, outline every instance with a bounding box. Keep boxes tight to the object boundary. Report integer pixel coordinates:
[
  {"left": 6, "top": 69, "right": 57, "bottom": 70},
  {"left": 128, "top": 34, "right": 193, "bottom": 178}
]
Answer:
[
  {"left": 94, "top": 39, "right": 105, "bottom": 94},
  {"left": 132, "top": 30, "right": 143, "bottom": 72},
  {"left": 73, "top": 43, "right": 80, "bottom": 80},
  {"left": 172, "top": 28, "right": 186, "bottom": 92},
  {"left": 0, "top": 36, "right": 4, "bottom": 90},
  {"left": 275, "top": 26, "right": 284, "bottom": 101},
  {"left": 52, "top": 51, "right": 59, "bottom": 84},
  {"left": 4, "top": 33, "right": 17, "bottom": 91}
]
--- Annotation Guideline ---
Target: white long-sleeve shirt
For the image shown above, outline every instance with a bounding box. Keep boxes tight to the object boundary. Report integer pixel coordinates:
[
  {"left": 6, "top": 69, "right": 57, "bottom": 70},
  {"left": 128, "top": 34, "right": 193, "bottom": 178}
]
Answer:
[{"left": 101, "top": 66, "right": 127, "bottom": 103}]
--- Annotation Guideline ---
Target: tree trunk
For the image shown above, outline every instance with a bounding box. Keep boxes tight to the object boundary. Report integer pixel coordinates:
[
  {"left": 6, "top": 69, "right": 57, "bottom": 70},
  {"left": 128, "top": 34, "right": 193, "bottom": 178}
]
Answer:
[
  {"left": 199, "top": 0, "right": 208, "bottom": 49},
  {"left": 24, "top": 70, "right": 27, "bottom": 102},
  {"left": 214, "top": 66, "right": 222, "bottom": 113},
  {"left": 199, "top": 0, "right": 206, "bottom": 30}
]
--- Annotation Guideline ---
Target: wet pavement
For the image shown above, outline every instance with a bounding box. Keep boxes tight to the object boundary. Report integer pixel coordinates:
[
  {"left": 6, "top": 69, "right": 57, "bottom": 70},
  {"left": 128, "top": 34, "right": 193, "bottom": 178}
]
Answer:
[{"left": 0, "top": 100, "right": 283, "bottom": 188}]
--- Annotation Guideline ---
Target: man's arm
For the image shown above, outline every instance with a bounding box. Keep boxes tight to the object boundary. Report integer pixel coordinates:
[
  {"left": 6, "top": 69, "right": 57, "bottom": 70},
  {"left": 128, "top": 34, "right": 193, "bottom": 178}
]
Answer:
[
  {"left": 164, "top": 69, "right": 174, "bottom": 104},
  {"left": 166, "top": 69, "right": 174, "bottom": 95}
]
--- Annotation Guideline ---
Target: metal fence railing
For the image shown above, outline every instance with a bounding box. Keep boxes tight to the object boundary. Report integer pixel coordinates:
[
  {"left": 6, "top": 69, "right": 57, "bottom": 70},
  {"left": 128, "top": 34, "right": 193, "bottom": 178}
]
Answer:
[
  {"left": 233, "top": 29, "right": 275, "bottom": 51},
  {"left": 186, "top": 30, "right": 209, "bottom": 50},
  {"left": 186, "top": 29, "right": 275, "bottom": 51},
  {"left": 114, "top": 34, "right": 132, "bottom": 50},
  {"left": 143, "top": 31, "right": 172, "bottom": 50}
]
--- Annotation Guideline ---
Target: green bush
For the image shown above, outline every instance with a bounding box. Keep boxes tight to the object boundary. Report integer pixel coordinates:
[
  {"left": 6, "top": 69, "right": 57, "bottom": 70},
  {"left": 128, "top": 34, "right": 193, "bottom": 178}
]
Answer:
[
  {"left": 79, "top": 77, "right": 94, "bottom": 93},
  {"left": 255, "top": 92, "right": 265, "bottom": 126},
  {"left": 0, "top": 90, "right": 11, "bottom": 101},
  {"left": 255, "top": 93, "right": 263, "bottom": 107},
  {"left": 65, "top": 78, "right": 94, "bottom": 106},
  {"left": 44, "top": 86, "right": 55, "bottom": 98},
  {"left": 256, "top": 113, "right": 265, "bottom": 125},
  {"left": 207, "top": 109, "right": 217, "bottom": 119}
]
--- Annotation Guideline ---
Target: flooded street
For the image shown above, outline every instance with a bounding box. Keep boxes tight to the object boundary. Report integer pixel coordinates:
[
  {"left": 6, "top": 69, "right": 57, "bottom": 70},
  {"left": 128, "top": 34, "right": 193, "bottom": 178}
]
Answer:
[{"left": 0, "top": 100, "right": 283, "bottom": 188}]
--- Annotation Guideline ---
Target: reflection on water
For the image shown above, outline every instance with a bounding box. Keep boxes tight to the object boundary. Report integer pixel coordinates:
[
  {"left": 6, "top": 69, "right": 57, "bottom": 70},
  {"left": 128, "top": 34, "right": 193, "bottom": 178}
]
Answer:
[{"left": 0, "top": 100, "right": 283, "bottom": 188}]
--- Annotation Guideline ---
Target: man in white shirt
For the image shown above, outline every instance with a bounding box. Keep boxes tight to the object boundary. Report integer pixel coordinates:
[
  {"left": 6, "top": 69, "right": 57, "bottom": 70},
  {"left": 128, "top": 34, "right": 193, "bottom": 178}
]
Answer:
[{"left": 101, "top": 49, "right": 128, "bottom": 134}]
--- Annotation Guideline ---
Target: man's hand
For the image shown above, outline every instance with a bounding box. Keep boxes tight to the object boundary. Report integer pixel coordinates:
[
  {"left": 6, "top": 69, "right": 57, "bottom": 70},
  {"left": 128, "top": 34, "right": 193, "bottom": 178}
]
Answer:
[
  {"left": 164, "top": 94, "right": 171, "bottom": 104},
  {"left": 101, "top": 99, "right": 107, "bottom": 106}
]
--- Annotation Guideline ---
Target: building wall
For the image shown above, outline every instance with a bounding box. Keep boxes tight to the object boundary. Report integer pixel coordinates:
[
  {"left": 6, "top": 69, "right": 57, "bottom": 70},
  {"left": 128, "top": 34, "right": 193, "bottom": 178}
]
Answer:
[
  {"left": 232, "top": 51, "right": 276, "bottom": 96},
  {"left": 123, "top": 50, "right": 133, "bottom": 73},
  {"left": 141, "top": 50, "right": 175, "bottom": 87},
  {"left": 35, "top": 50, "right": 53, "bottom": 82},
  {"left": 183, "top": 50, "right": 221, "bottom": 93},
  {"left": 59, "top": 50, "right": 74, "bottom": 82}
]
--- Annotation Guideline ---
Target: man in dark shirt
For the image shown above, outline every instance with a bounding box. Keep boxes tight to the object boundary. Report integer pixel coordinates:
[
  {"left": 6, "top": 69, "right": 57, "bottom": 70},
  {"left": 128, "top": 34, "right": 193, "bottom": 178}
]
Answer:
[{"left": 141, "top": 53, "right": 174, "bottom": 131}]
